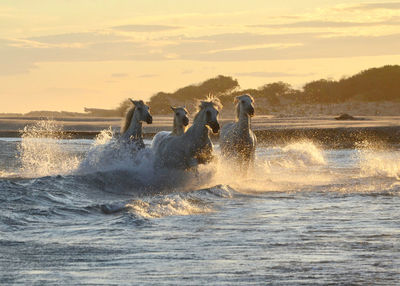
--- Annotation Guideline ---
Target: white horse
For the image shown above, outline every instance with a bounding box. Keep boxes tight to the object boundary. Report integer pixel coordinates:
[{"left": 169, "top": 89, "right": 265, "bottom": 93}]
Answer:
[
  {"left": 219, "top": 94, "right": 257, "bottom": 168},
  {"left": 151, "top": 106, "right": 189, "bottom": 150},
  {"left": 119, "top": 99, "right": 153, "bottom": 149},
  {"left": 154, "top": 98, "right": 222, "bottom": 170}
]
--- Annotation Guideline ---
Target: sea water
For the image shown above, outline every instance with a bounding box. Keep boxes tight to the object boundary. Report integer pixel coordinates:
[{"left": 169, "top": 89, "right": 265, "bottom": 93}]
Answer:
[{"left": 0, "top": 121, "right": 399, "bottom": 285}]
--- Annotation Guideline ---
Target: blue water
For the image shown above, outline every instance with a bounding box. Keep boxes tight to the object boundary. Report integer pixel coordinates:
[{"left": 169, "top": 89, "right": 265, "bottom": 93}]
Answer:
[{"left": 1, "top": 124, "right": 400, "bottom": 285}]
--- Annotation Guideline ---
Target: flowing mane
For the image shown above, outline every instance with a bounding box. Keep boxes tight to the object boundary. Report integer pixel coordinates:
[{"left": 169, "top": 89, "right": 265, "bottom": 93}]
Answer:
[
  {"left": 120, "top": 106, "right": 135, "bottom": 134},
  {"left": 194, "top": 96, "right": 222, "bottom": 121}
]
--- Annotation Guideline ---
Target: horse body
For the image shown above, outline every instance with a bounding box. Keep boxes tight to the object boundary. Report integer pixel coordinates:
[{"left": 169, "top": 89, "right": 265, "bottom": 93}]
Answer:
[
  {"left": 151, "top": 106, "right": 189, "bottom": 150},
  {"left": 220, "top": 94, "right": 257, "bottom": 167},
  {"left": 154, "top": 99, "right": 221, "bottom": 170},
  {"left": 119, "top": 99, "right": 152, "bottom": 150}
]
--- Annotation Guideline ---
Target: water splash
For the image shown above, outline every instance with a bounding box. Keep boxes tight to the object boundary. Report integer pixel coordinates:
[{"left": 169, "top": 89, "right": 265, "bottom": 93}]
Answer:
[
  {"left": 358, "top": 143, "right": 400, "bottom": 179},
  {"left": 274, "top": 140, "right": 326, "bottom": 168},
  {"left": 212, "top": 140, "right": 330, "bottom": 193},
  {"left": 93, "top": 127, "right": 114, "bottom": 146},
  {"left": 17, "top": 120, "right": 80, "bottom": 177},
  {"left": 126, "top": 194, "right": 212, "bottom": 218}
]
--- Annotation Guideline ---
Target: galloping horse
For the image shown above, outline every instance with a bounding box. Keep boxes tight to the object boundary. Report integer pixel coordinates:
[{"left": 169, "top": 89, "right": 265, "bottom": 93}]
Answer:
[
  {"left": 219, "top": 94, "right": 257, "bottom": 168},
  {"left": 151, "top": 106, "right": 189, "bottom": 150},
  {"left": 119, "top": 99, "right": 152, "bottom": 150},
  {"left": 154, "top": 98, "right": 222, "bottom": 170}
]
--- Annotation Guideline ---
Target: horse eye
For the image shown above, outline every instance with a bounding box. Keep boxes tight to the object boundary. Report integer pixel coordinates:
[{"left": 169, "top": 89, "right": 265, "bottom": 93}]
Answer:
[
  {"left": 137, "top": 107, "right": 142, "bottom": 111},
  {"left": 176, "top": 113, "right": 179, "bottom": 116}
]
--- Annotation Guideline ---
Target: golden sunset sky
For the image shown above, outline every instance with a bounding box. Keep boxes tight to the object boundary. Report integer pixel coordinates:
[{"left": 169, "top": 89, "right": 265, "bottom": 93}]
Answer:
[{"left": 1, "top": 0, "right": 400, "bottom": 113}]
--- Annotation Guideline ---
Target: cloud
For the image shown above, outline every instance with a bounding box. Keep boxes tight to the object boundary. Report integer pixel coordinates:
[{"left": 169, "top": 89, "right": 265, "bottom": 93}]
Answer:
[
  {"left": 167, "top": 32, "right": 400, "bottom": 61},
  {"left": 111, "top": 73, "right": 129, "bottom": 78},
  {"left": 162, "top": 32, "right": 321, "bottom": 57},
  {"left": 181, "top": 69, "right": 193, "bottom": 74},
  {"left": 354, "top": 2, "right": 400, "bottom": 10},
  {"left": 2, "top": 29, "right": 400, "bottom": 76},
  {"left": 235, "top": 71, "right": 315, "bottom": 77},
  {"left": 137, "top": 74, "right": 158, "bottom": 78},
  {"left": 112, "top": 24, "right": 180, "bottom": 32},
  {"left": 252, "top": 19, "right": 400, "bottom": 28},
  {"left": 44, "top": 87, "right": 99, "bottom": 96},
  {"left": 27, "top": 32, "right": 127, "bottom": 44}
]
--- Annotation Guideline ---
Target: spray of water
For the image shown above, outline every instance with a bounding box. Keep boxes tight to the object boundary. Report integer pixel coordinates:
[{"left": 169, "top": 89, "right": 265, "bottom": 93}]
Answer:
[
  {"left": 16, "top": 122, "right": 332, "bottom": 195},
  {"left": 14, "top": 120, "right": 399, "bottom": 207},
  {"left": 211, "top": 140, "right": 330, "bottom": 193},
  {"left": 126, "top": 194, "right": 212, "bottom": 218},
  {"left": 357, "top": 141, "right": 400, "bottom": 179},
  {"left": 17, "top": 120, "right": 80, "bottom": 177}
]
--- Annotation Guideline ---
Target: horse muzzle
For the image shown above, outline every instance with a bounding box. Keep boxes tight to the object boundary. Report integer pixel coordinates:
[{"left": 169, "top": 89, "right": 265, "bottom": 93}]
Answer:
[
  {"left": 248, "top": 107, "right": 255, "bottom": 117},
  {"left": 146, "top": 115, "right": 153, "bottom": 124},
  {"left": 209, "top": 121, "right": 220, "bottom": 133}
]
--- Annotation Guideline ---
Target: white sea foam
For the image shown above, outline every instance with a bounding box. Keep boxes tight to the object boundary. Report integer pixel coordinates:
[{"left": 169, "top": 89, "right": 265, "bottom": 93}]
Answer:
[{"left": 126, "top": 194, "right": 212, "bottom": 218}]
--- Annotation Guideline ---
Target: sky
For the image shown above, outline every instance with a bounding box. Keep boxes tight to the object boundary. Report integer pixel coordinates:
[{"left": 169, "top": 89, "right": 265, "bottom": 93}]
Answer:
[{"left": 1, "top": 0, "right": 400, "bottom": 113}]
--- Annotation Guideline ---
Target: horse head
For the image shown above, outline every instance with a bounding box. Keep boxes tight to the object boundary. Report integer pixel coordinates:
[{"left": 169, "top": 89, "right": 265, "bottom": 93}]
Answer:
[
  {"left": 130, "top": 99, "right": 153, "bottom": 124},
  {"left": 235, "top": 94, "right": 255, "bottom": 118},
  {"left": 171, "top": 106, "right": 189, "bottom": 127},
  {"left": 197, "top": 98, "right": 222, "bottom": 134}
]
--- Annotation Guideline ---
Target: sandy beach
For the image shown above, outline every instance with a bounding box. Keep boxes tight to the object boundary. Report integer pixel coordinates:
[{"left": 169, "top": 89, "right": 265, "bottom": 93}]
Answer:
[{"left": 1, "top": 115, "right": 399, "bottom": 148}]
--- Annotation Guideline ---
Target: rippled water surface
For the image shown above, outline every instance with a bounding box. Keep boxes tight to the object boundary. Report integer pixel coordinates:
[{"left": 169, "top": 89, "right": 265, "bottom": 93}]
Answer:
[{"left": 1, "top": 122, "right": 399, "bottom": 285}]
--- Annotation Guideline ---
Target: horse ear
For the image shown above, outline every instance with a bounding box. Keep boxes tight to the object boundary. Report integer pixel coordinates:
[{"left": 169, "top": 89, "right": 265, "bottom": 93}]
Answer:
[
  {"left": 234, "top": 96, "right": 240, "bottom": 104},
  {"left": 170, "top": 106, "right": 176, "bottom": 112},
  {"left": 131, "top": 100, "right": 141, "bottom": 106},
  {"left": 129, "top": 98, "right": 135, "bottom": 104}
]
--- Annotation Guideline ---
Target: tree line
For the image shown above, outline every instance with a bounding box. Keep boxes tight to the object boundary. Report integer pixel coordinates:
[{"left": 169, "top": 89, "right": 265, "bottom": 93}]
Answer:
[
  {"left": 20, "top": 65, "right": 398, "bottom": 117},
  {"left": 143, "top": 65, "right": 400, "bottom": 115}
]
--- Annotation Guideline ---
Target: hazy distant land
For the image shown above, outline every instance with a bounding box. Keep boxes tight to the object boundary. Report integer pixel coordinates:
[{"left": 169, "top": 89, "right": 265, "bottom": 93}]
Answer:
[
  {"left": 1, "top": 115, "right": 399, "bottom": 148},
  {"left": 1, "top": 65, "right": 399, "bottom": 147}
]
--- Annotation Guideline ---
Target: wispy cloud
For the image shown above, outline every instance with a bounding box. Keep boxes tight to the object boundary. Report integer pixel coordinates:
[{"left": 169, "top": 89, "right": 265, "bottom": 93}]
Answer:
[
  {"left": 111, "top": 73, "right": 129, "bottom": 78},
  {"left": 137, "top": 74, "right": 158, "bottom": 78},
  {"left": 44, "top": 87, "right": 99, "bottom": 96},
  {"left": 181, "top": 69, "right": 193, "bottom": 74},
  {"left": 28, "top": 32, "right": 127, "bottom": 44},
  {"left": 235, "top": 71, "right": 315, "bottom": 77},
  {"left": 2, "top": 31, "right": 400, "bottom": 76},
  {"left": 205, "top": 43, "right": 304, "bottom": 54},
  {"left": 112, "top": 24, "right": 180, "bottom": 32},
  {"left": 353, "top": 2, "right": 400, "bottom": 10},
  {"left": 171, "top": 32, "right": 400, "bottom": 61},
  {"left": 252, "top": 19, "right": 400, "bottom": 28},
  {"left": 2, "top": 0, "right": 400, "bottom": 77}
]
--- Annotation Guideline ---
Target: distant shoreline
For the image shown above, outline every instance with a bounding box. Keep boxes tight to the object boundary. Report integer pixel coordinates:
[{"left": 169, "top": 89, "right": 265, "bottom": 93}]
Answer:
[{"left": 1, "top": 115, "right": 399, "bottom": 148}]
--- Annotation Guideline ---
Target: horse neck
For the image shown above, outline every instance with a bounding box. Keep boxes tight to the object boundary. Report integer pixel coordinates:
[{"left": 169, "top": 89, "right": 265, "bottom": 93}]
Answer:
[
  {"left": 172, "top": 119, "right": 185, "bottom": 135},
  {"left": 185, "top": 114, "right": 209, "bottom": 146},
  {"left": 124, "top": 115, "right": 142, "bottom": 139},
  {"left": 237, "top": 110, "right": 251, "bottom": 134}
]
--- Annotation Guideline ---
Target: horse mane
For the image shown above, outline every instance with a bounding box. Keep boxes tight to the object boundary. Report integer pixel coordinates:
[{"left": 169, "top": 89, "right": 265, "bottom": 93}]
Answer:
[
  {"left": 121, "top": 106, "right": 135, "bottom": 134},
  {"left": 235, "top": 94, "right": 254, "bottom": 120},
  {"left": 194, "top": 95, "right": 222, "bottom": 121}
]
